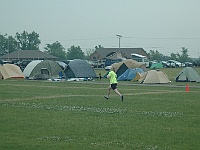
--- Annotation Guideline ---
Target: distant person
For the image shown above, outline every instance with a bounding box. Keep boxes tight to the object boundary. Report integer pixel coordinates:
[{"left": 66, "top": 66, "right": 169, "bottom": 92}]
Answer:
[
  {"left": 99, "top": 72, "right": 102, "bottom": 80},
  {"left": 0, "top": 59, "right": 3, "bottom": 65},
  {"left": 59, "top": 71, "right": 63, "bottom": 79},
  {"left": 104, "top": 66, "right": 124, "bottom": 102}
]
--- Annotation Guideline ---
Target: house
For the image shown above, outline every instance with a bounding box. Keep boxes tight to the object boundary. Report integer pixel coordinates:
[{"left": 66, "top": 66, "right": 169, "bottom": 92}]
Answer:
[
  {"left": 0, "top": 50, "right": 59, "bottom": 62},
  {"left": 90, "top": 48, "right": 149, "bottom": 61}
]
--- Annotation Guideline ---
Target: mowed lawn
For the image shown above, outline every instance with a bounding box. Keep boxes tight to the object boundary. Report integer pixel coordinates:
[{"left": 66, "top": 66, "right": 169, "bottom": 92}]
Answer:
[{"left": 1, "top": 68, "right": 200, "bottom": 150}]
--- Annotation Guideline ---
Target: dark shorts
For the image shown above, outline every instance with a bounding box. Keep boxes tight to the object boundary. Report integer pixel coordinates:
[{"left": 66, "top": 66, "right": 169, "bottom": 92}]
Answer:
[{"left": 111, "top": 83, "right": 117, "bottom": 90}]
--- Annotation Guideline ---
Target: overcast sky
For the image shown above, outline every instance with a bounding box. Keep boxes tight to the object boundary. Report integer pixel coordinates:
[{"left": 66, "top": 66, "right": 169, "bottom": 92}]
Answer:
[{"left": 1, "top": 0, "right": 200, "bottom": 58}]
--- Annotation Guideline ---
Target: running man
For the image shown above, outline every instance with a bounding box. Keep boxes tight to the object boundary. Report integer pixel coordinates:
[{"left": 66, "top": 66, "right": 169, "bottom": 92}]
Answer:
[{"left": 104, "top": 66, "right": 124, "bottom": 102}]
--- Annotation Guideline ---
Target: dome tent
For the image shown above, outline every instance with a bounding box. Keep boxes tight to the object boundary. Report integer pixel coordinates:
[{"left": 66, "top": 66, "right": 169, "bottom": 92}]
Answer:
[
  {"left": 117, "top": 68, "right": 144, "bottom": 81},
  {"left": 176, "top": 67, "right": 200, "bottom": 82},
  {"left": 64, "top": 59, "right": 96, "bottom": 79},
  {"left": 112, "top": 59, "right": 147, "bottom": 77},
  {"left": 23, "top": 60, "right": 64, "bottom": 80},
  {"left": 0, "top": 64, "right": 25, "bottom": 80},
  {"left": 139, "top": 70, "right": 170, "bottom": 84},
  {"left": 150, "top": 62, "right": 163, "bottom": 69},
  {"left": 23, "top": 60, "right": 43, "bottom": 78}
]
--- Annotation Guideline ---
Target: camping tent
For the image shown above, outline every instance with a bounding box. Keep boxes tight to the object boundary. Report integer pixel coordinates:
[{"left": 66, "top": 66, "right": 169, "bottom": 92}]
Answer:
[
  {"left": 55, "top": 61, "right": 67, "bottom": 70},
  {"left": 139, "top": 70, "right": 170, "bottom": 84},
  {"left": 112, "top": 59, "right": 147, "bottom": 77},
  {"left": 150, "top": 62, "right": 163, "bottom": 69},
  {"left": 131, "top": 72, "right": 142, "bottom": 81},
  {"left": 64, "top": 59, "right": 96, "bottom": 78},
  {"left": 175, "top": 67, "right": 200, "bottom": 82},
  {"left": 23, "top": 60, "right": 64, "bottom": 80},
  {"left": 0, "top": 64, "right": 25, "bottom": 80},
  {"left": 117, "top": 68, "right": 144, "bottom": 81},
  {"left": 23, "top": 60, "right": 43, "bottom": 78}
]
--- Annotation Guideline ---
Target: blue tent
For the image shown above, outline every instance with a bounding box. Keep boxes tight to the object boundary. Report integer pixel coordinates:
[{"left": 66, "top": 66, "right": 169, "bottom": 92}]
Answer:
[{"left": 117, "top": 68, "right": 144, "bottom": 81}]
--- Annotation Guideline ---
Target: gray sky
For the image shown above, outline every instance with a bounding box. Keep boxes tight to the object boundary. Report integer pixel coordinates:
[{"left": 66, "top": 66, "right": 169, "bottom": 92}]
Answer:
[{"left": 1, "top": 0, "right": 200, "bottom": 58}]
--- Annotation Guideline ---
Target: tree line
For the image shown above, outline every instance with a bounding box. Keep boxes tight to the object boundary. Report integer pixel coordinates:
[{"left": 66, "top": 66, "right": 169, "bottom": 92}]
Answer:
[
  {"left": 0, "top": 31, "right": 197, "bottom": 63},
  {"left": 148, "top": 47, "right": 193, "bottom": 63},
  {"left": 0, "top": 31, "right": 92, "bottom": 60}
]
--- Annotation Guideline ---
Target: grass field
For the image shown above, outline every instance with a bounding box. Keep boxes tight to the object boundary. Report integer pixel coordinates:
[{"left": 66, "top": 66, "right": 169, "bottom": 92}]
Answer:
[{"left": 1, "top": 68, "right": 200, "bottom": 150}]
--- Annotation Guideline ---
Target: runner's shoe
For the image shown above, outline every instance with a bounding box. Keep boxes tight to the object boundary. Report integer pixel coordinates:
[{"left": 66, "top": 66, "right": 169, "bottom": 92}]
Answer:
[{"left": 104, "top": 96, "right": 109, "bottom": 100}]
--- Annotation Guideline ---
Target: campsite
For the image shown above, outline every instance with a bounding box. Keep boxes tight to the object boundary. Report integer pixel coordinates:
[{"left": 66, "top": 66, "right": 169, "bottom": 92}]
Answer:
[{"left": 1, "top": 66, "right": 200, "bottom": 149}]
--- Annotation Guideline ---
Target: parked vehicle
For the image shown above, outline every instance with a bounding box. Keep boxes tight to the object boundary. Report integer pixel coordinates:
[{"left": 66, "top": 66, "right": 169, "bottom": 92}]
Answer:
[
  {"left": 161, "top": 61, "right": 170, "bottom": 68},
  {"left": 105, "top": 65, "right": 112, "bottom": 70},
  {"left": 105, "top": 59, "right": 122, "bottom": 67},
  {"left": 167, "top": 60, "right": 182, "bottom": 67},
  {"left": 184, "top": 62, "right": 193, "bottom": 67},
  {"left": 131, "top": 53, "right": 150, "bottom": 67}
]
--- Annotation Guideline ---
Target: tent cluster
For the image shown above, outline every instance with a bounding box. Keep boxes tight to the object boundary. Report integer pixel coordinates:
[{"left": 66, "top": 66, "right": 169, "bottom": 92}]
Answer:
[
  {"left": 1, "top": 59, "right": 200, "bottom": 83},
  {"left": 105, "top": 60, "right": 200, "bottom": 84},
  {"left": 0, "top": 60, "right": 96, "bottom": 80},
  {"left": 105, "top": 59, "right": 170, "bottom": 84}
]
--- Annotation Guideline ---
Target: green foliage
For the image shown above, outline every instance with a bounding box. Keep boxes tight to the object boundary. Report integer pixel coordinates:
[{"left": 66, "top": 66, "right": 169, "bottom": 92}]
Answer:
[
  {"left": 170, "top": 53, "right": 177, "bottom": 60},
  {"left": 95, "top": 45, "right": 104, "bottom": 50},
  {"left": 15, "top": 31, "right": 41, "bottom": 50},
  {"left": 177, "top": 47, "right": 191, "bottom": 63},
  {"left": 66, "top": 45, "right": 85, "bottom": 60},
  {"left": 149, "top": 47, "right": 192, "bottom": 62},
  {"left": 0, "top": 34, "right": 18, "bottom": 56},
  {"left": 148, "top": 50, "right": 166, "bottom": 61},
  {"left": 85, "top": 48, "right": 95, "bottom": 60},
  {"left": 44, "top": 41, "right": 67, "bottom": 60}
]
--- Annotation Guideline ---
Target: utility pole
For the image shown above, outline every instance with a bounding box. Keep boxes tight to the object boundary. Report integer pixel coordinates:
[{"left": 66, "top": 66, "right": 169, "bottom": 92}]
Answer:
[
  {"left": 7, "top": 39, "right": 9, "bottom": 60},
  {"left": 116, "top": 34, "right": 122, "bottom": 52},
  {"left": 18, "top": 43, "right": 20, "bottom": 62}
]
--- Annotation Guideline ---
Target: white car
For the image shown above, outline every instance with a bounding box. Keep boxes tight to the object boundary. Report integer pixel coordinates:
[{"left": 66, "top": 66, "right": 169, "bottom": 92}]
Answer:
[
  {"left": 105, "top": 66, "right": 112, "bottom": 70},
  {"left": 162, "top": 61, "right": 170, "bottom": 68},
  {"left": 167, "top": 60, "right": 182, "bottom": 67}
]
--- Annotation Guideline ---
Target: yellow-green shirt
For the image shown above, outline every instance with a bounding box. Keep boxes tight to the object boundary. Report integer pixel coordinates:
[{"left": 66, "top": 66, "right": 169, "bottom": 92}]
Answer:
[{"left": 107, "top": 71, "right": 117, "bottom": 84}]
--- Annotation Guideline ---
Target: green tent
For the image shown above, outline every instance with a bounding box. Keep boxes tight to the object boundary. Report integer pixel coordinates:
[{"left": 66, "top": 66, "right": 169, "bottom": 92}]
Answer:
[{"left": 150, "top": 62, "right": 163, "bottom": 69}]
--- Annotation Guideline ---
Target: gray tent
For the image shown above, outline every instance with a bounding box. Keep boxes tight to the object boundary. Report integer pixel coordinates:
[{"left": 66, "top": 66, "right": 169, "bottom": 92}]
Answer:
[
  {"left": 64, "top": 60, "right": 96, "bottom": 78},
  {"left": 176, "top": 67, "right": 200, "bottom": 82},
  {"left": 25, "top": 60, "right": 64, "bottom": 80}
]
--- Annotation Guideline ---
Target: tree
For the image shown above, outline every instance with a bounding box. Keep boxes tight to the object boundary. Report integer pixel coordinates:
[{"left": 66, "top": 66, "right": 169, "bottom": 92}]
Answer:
[
  {"left": 95, "top": 45, "right": 104, "bottom": 50},
  {"left": 170, "top": 53, "right": 177, "bottom": 60},
  {"left": 15, "top": 31, "right": 41, "bottom": 50},
  {"left": 177, "top": 47, "right": 190, "bottom": 63},
  {"left": 66, "top": 45, "right": 85, "bottom": 60},
  {"left": 148, "top": 50, "right": 164, "bottom": 61},
  {"left": 85, "top": 48, "right": 95, "bottom": 60},
  {"left": 0, "top": 34, "right": 18, "bottom": 56},
  {"left": 44, "top": 41, "right": 67, "bottom": 60}
]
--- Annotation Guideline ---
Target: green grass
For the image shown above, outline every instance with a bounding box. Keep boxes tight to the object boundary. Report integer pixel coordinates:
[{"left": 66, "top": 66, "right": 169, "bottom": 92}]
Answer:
[{"left": 1, "top": 68, "right": 200, "bottom": 150}]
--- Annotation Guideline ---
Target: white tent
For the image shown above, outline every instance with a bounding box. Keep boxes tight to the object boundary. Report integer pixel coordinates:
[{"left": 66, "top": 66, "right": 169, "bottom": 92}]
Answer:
[{"left": 23, "top": 60, "right": 43, "bottom": 78}]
